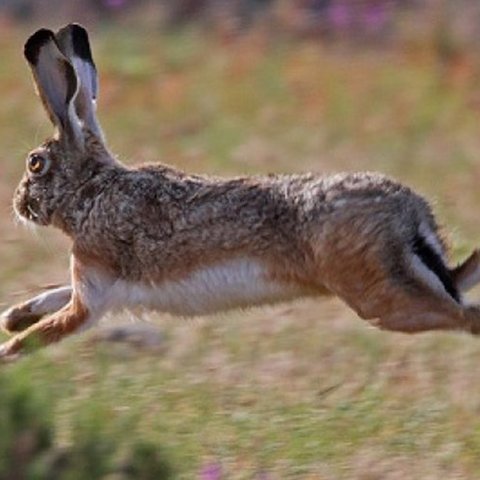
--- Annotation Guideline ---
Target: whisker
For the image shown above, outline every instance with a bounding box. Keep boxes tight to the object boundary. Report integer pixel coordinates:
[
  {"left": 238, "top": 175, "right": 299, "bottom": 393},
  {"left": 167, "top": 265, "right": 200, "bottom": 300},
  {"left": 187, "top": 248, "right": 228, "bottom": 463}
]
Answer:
[{"left": 26, "top": 203, "right": 39, "bottom": 219}]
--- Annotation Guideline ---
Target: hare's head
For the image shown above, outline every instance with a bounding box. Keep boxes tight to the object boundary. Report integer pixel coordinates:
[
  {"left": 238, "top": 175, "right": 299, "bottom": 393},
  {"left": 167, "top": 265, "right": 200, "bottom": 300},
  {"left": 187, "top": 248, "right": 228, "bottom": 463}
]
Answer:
[{"left": 15, "top": 24, "right": 112, "bottom": 227}]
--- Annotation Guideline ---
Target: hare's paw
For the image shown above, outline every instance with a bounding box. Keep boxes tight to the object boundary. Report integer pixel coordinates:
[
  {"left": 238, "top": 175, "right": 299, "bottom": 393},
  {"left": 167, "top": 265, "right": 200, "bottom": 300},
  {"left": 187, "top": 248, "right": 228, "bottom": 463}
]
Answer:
[
  {"left": 0, "top": 338, "right": 20, "bottom": 362},
  {"left": 1, "top": 286, "right": 72, "bottom": 334},
  {"left": 1, "top": 304, "right": 43, "bottom": 334}
]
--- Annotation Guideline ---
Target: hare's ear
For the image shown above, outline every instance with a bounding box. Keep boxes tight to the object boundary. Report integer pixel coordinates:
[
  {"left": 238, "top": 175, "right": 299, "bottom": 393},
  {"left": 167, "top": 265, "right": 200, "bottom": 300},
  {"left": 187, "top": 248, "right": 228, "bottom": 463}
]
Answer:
[
  {"left": 55, "top": 24, "right": 104, "bottom": 142},
  {"left": 24, "top": 29, "right": 82, "bottom": 144}
]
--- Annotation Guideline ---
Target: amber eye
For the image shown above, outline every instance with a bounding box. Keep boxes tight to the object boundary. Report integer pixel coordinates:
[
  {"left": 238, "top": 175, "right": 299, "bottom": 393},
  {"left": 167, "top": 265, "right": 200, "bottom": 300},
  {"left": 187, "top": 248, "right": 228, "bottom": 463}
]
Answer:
[{"left": 27, "top": 154, "right": 48, "bottom": 175}]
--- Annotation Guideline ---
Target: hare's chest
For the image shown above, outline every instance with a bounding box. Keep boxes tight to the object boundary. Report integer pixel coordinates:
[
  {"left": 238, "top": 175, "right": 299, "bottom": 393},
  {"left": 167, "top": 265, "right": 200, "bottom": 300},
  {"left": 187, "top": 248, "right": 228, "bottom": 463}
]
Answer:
[{"left": 110, "top": 258, "right": 302, "bottom": 316}]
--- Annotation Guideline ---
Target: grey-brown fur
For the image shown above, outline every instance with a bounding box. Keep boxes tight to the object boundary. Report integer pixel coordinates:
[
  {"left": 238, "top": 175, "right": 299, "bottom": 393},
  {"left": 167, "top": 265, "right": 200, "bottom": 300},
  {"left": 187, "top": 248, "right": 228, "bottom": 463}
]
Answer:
[
  {"left": 16, "top": 135, "right": 434, "bottom": 290},
  {"left": 2, "top": 24, "right": 480, "bottom": 359}
]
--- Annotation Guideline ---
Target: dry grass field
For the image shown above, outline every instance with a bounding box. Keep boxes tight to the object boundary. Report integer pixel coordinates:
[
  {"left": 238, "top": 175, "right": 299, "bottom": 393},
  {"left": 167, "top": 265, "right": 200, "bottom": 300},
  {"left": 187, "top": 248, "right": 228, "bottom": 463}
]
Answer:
[{"left": 2, "top": 21, "right": 480, "bottom": 479}]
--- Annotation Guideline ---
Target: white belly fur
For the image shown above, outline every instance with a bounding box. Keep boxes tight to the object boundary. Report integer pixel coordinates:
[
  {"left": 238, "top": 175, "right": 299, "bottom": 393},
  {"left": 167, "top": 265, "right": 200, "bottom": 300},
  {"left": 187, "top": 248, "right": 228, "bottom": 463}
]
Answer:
[{"left": 106, "top": 258, "right": 305, "bottom": 316}]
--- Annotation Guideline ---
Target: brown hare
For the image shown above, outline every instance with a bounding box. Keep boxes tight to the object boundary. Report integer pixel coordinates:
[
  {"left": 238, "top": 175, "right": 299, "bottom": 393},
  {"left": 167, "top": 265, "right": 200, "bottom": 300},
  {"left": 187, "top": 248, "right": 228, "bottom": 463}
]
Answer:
[{"left": 2, "top": 24, "right": 480, "bottom": 359}]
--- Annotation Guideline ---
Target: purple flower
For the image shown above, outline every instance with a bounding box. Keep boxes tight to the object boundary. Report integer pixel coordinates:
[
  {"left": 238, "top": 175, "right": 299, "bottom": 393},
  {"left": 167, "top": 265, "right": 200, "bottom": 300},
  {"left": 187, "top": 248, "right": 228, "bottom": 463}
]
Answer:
[
  {"left": 199, "top": 462, "right": 222, "bottom": 480},
  {"left": 363, "top": 4, "right": 389, "bottom": 31},
  {"left": 256, "top": 472, "right": 272, "bottom": 480},
  {"left": 327, "top": 1, "right": 352, "bottom": 29}
]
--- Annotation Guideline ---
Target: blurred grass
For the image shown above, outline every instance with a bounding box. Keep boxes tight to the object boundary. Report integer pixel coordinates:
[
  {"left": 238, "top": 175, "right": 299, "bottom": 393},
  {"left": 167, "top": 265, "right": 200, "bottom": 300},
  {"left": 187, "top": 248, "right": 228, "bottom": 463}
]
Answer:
[{"left": 2, "top": 24, "right": 480, "bottom": 479}]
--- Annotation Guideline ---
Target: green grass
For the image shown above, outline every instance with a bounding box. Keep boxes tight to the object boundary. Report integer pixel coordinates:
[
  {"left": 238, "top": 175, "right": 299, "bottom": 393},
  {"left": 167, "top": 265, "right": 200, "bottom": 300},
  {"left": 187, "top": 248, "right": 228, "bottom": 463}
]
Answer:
[{"left": 2, "top": 25, "right": 480, "bottom": 478}]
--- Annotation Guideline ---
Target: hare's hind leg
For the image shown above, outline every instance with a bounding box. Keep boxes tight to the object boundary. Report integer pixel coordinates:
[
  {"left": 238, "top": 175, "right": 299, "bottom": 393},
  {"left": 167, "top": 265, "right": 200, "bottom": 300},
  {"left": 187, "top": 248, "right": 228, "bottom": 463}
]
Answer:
[
  {"left": 373, "top": 291, "right": 480, "bottom": 335},
  {"left": 324, "top": 233, "right": 480, "bottom": 334},
  {"left": 1, "top": 286, "right": 72, "bottom": 333},
  {"left": 360, "top": 250, "right": 480, "bottom": 335},
  {"left": 371, "top": 289, "right": 471, "bottom": 334}
]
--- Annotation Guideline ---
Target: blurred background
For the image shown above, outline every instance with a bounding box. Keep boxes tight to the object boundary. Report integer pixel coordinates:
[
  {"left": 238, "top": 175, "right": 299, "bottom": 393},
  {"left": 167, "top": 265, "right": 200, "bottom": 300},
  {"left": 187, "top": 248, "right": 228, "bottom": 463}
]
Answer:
[{"left": 1, "top": 1, "right": 480, "bottom": 479}]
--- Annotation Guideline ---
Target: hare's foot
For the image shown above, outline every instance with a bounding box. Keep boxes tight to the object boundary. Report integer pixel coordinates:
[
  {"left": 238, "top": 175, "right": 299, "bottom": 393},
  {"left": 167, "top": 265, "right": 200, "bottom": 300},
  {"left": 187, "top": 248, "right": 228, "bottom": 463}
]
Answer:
[
  {"left": 0, "top": 294, "right": 92, "bottom": 360},
  {"left": 1, "top": 286, "right": 71, "bottom": 333},
  {"left": 1, "top": 306, "right": 43, "bottom": 333},
  {"left": 464, "top": 305, "right": 480, "bottom": 335}
]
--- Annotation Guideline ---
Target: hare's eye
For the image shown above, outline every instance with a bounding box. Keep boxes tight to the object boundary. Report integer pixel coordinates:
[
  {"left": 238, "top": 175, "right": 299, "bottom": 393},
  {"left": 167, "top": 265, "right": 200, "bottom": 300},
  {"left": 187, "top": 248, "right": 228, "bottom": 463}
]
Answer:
[{"left": 27, "top": 154, "right": 49, "bottom": 175}]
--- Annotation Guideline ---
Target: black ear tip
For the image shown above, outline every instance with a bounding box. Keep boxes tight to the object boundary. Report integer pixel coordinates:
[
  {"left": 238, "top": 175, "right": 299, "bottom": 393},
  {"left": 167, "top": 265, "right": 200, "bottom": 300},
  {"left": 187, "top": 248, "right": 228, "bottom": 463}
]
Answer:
[
  {"left": 58, "top": 23, "right": 93, "bottom": 63},
  {"left": 69, "top": 23, "right": 88, "bottom": 35},
  {"left": 57, "top": 23, "right": 88, "bottom": 38},
  {"left": 24, "top": 28, "right": 55, "bottom": 64}
]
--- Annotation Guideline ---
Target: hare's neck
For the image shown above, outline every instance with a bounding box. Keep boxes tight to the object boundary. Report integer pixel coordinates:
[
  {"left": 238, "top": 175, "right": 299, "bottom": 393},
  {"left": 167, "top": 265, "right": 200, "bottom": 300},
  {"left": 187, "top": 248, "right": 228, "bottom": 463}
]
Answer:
[{"left": 52, "top": 166, "right": 121, "bottom": 237}]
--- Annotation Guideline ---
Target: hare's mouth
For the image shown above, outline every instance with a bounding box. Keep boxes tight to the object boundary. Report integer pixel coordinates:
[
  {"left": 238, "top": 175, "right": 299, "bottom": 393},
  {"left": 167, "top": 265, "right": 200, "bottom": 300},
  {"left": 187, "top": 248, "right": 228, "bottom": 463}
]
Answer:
[
  {"left": 26, "top": 203, "right": 40, "bottom": 221},
  {"left": 26, "top": 199, "right": 49, "bottom": 225},
  {"left": 15, "top": 197, "right": 49, "bottom": 226}
]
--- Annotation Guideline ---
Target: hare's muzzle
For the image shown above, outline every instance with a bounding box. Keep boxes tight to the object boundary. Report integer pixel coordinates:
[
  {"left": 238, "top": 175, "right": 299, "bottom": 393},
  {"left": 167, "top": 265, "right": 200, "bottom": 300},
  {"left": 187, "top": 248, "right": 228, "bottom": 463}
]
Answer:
[{"left": 13, "top": 181, "right": 47, "bottom": 225}]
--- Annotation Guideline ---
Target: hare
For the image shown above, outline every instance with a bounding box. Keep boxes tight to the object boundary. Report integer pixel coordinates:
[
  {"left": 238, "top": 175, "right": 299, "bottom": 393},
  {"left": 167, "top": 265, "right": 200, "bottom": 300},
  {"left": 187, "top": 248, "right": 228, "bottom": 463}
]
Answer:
[{"left": 2, "top": 24, "right": 480, "bottom": 359}]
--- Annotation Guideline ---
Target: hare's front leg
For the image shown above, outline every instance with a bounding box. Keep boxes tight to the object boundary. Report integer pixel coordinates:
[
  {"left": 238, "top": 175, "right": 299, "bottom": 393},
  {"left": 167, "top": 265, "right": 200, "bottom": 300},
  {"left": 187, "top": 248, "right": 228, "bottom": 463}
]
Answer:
[
  {"left": 0, "top": 293, "right": 94, "bottom": 359},
  {"left": 1, "top": 286, "right": 72, "bottom": 333},
  {"left": 0, "top": 256, "right": 112, "bottom": 359}
]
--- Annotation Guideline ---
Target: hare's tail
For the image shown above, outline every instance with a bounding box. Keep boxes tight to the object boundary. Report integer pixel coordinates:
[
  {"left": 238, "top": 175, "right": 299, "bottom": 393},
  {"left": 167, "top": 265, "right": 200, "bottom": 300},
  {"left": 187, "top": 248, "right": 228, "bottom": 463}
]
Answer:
[
  {"left": 411, "top": 226, "right": 480, "bottom": 301},
  {"left": 411, "top": 232, "right": 461, "bottom": 301}
]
